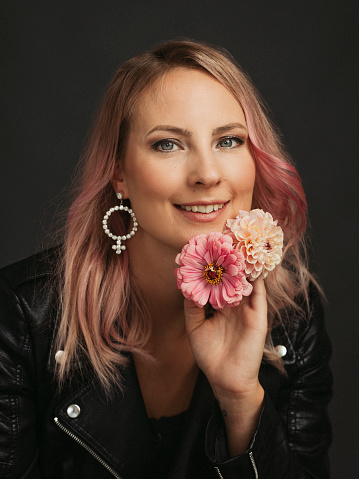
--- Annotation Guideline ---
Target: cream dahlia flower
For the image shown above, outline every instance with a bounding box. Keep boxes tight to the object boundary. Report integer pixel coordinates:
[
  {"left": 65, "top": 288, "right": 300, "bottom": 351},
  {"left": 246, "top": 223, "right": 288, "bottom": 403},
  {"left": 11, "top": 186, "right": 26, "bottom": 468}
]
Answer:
[{"left": 225, "top": 209, "right": 284, "bottom": 280}]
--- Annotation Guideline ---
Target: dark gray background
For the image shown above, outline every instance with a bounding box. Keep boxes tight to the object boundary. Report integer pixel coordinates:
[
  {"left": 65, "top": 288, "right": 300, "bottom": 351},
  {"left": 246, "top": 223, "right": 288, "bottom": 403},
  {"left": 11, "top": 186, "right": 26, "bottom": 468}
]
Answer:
[{"left": 1, "top": 1, "right": 358, "bottom": 476}]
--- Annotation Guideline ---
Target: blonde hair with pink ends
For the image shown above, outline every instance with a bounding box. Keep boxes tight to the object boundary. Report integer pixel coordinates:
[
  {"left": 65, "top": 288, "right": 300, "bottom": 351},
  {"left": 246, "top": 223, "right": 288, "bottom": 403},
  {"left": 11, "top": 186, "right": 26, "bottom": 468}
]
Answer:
[{"left": 56, "top": 40, "right": 311, "bottom": 389}]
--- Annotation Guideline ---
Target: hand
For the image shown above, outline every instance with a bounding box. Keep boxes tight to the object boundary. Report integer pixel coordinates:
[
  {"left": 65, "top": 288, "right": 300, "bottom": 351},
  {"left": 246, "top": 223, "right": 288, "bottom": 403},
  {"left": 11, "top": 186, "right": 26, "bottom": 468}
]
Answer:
[
  {"left": 184, "top": 278, "right": 267, "bottom": 398},
  {"left": 184, "top": 279, "right": 268, "bottom": 455}
]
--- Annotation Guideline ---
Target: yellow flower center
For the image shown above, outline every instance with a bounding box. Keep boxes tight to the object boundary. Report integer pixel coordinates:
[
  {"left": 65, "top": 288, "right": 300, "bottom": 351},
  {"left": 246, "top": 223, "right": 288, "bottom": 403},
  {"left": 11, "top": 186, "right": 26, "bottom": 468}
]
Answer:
[{"left": 203, "top": 262, "right": 224, "bottom": 285}]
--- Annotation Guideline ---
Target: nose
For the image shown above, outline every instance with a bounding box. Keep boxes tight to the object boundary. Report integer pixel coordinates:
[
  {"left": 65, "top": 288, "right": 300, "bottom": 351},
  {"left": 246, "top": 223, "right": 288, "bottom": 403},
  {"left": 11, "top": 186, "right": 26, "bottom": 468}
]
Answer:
[{"left": 187, "top": 150, "right": 222, "bottom": 188}]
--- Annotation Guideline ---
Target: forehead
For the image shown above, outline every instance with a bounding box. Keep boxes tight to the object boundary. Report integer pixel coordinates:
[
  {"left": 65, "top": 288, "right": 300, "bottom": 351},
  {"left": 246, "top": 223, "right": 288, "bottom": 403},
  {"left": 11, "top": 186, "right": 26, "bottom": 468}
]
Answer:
[{"left": 130, "top": 68, "right": 246, "bottom": 130}]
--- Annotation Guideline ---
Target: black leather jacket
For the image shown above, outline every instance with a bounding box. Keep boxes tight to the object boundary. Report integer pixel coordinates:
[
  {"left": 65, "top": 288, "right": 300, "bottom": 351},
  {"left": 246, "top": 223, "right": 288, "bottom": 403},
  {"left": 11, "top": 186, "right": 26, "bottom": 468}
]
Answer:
[{"left": 0, "top": 249, "right": 332, "bottom": 478}]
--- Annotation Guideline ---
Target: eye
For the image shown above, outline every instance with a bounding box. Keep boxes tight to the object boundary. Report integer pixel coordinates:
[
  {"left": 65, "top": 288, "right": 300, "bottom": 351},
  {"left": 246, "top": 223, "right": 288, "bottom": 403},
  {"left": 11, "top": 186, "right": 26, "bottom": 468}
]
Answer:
[
  {"left": 152, "top": 140, "right": 180, "bottom": 152},
  {"left": 217, "top": 137, "right": 244, "bottom": 149}
]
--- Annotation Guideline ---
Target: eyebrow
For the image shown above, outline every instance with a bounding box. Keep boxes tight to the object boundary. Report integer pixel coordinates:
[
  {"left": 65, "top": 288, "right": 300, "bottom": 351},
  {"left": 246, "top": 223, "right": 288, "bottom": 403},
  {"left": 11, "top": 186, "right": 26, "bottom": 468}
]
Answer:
[
  {"left": 146, "top": 126, "right": 192, "bottom": 137},
  {"left": 146, "top": 122, "right": 247, "bottom": 138},
  {"left": 212, "top": 123, "right": 248, "bottom": 135}
]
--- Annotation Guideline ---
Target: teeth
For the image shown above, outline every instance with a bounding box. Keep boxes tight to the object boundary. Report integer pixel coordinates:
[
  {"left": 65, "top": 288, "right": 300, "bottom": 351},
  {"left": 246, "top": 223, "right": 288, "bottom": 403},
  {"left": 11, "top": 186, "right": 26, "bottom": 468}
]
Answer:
[{"left": 180, "top": 203, "right": 224, "bottom": 213}]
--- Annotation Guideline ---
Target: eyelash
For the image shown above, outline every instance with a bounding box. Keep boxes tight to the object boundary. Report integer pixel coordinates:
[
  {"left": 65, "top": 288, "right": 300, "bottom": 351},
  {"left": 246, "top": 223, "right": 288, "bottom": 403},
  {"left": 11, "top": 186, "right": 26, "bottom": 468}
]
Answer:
[
  {"left": 217, "top": 136, "right": 244, "bottom": 149},
  {"left": 151, "top": 139, "right": 179, "bottom": 152},
  {"left": 151, "top": 136, "right": 244, "bottom": 152}
]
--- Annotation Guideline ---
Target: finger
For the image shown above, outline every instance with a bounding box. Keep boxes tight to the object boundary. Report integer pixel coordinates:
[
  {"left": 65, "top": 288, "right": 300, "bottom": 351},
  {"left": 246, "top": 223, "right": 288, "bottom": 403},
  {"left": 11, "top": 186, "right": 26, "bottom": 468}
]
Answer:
[
  {"left": 184, "top": 298, "right": 206, "bottom": 335},
  {"left": 249, "top": 278, "right": 267, "bottom": 314}
]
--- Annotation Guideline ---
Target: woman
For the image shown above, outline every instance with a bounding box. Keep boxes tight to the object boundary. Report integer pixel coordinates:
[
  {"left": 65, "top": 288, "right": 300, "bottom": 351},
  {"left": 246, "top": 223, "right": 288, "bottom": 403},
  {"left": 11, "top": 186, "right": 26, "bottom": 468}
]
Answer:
[{"left": 0, "top": 40, "right": 332, "bottom": 478}]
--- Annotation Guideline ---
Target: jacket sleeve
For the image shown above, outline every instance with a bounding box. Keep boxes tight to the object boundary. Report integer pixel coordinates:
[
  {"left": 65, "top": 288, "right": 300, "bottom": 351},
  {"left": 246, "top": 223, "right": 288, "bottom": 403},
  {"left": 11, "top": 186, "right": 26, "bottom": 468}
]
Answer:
[
  {"left": 0, "top": 271, "right": 42, "bottom": 478},
  {"left": 205, "top": 285, "right": 332, "bottom": 478}
]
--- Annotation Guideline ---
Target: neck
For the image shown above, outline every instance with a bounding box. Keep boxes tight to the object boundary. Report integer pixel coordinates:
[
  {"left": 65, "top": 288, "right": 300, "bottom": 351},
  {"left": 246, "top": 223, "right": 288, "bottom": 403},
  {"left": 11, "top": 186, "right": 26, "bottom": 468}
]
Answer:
[{"left": 126, "top": 235, "right": 185, "bottom": 338}]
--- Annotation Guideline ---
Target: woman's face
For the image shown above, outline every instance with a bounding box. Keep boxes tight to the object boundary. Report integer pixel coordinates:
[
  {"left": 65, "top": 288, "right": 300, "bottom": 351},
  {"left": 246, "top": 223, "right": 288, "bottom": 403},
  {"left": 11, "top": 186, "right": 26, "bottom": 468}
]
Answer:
[{"left": 113, "top": 68, "right": 256, "bottom": 255}]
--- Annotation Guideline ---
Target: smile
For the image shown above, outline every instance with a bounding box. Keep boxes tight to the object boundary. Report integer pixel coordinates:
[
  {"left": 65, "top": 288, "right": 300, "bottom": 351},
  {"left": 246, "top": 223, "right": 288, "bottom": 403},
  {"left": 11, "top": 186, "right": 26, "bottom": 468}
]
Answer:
[{"left": 179, "top": 203, "right": 225, "bottom": 214}]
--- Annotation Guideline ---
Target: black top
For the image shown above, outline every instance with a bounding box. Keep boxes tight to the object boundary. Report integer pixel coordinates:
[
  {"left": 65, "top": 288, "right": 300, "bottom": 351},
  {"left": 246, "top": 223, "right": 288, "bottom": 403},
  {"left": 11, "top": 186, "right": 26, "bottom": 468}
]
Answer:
[{"left": 148, "top": 411, "right": 188, "bottom": 478}]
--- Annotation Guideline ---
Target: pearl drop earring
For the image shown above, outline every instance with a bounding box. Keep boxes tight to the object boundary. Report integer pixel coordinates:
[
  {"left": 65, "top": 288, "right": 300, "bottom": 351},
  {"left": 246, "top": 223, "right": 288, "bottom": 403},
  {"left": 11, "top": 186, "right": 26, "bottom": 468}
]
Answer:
[{"left": 102, "top": 193, "right": 138, "bottom": 254}]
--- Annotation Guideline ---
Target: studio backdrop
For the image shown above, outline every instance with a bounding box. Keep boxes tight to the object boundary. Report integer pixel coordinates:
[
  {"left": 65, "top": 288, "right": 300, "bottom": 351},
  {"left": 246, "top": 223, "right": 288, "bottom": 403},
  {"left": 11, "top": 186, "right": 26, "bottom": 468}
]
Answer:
[{"left": 1, "top": 1, "right": 358, "bottom": 477}]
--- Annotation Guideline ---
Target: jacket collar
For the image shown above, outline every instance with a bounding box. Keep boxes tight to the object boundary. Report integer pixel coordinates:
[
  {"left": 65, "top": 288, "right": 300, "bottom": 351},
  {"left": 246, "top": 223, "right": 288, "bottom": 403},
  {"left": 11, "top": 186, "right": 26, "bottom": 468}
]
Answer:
[{"left": 54, "top": 356, "right": 217, "bottom": 478}]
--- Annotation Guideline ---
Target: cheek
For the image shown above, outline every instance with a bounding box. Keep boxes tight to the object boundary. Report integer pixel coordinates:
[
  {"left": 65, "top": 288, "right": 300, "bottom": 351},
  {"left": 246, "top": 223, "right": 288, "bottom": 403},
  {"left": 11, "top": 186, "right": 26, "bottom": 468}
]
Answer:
[
  {"left": 124, "top": 161, "right": 177, "bottom": 213},
  {"left": 243, "top": 162, "right": 256, "bottom": 188},
  {"left": 229, "top": 156, "right": 256, "bottom": 211},
  {"left": 232, "top": 156, "right": 256, "bottom": 192}
]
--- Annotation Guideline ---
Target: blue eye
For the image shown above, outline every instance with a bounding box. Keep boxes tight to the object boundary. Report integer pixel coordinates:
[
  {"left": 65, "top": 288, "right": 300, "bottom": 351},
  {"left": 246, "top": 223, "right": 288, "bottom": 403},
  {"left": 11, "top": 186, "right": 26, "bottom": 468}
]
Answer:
[
  {"left": 218, "top": 137, "right": 243, "bottom": 148},
  {"left": 152, "top": 140, "right": 179, "bottom": 151},
  {"left": 161, "top": 142, "right": 174, "bottom": 150}
]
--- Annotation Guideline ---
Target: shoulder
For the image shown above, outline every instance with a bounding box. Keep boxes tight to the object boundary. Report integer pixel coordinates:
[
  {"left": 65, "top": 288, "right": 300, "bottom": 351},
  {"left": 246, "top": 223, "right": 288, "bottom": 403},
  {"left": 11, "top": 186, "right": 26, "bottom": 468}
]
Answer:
[
  {"left": 273, "top": 282, "right": 329, "bottom": 349},
  {"left": 0, "top": 247, "right": 62, "bottom": 339},
  {"left": 271, "top": 282, "right": 332, "bottom": 390},
  {"left": 0, "top": 246, "right": 61, "bottom": 292},
  {"left": 0, "top": 247, "right": 63, "bottom": 318},
  {"left": 293, "top": 283, "right": 332, "bottom": 383},
  {"left": 294, "top": 282, "right": 330, "bottom": 356}
]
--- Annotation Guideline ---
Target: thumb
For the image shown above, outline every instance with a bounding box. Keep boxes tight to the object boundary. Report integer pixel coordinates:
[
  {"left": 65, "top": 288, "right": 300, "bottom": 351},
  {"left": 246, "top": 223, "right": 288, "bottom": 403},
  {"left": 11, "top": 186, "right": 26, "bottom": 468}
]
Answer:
[{"left": 184, "top": 299, "right": 206, "bottom": 335}]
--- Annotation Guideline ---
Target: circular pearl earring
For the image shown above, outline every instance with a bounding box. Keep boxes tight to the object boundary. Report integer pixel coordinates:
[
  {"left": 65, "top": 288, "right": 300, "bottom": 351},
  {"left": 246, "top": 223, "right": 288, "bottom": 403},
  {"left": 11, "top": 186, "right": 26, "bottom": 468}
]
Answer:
[{"left": 102, "top": 193, "right": 138, "bottom": 254}]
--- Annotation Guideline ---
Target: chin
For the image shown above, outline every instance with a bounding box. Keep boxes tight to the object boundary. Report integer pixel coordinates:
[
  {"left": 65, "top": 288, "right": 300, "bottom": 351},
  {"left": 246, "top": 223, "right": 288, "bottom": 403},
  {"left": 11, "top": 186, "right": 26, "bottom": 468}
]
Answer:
[{"left": 181, "top": 225, "right": 224, "bottom": 245}]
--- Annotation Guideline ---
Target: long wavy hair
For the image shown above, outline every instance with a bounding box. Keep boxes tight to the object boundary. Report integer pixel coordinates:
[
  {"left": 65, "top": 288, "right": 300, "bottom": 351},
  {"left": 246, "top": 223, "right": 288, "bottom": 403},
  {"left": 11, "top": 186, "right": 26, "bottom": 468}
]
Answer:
[{"left": 56, "top": 40, "right": 311, "bottom": 391}]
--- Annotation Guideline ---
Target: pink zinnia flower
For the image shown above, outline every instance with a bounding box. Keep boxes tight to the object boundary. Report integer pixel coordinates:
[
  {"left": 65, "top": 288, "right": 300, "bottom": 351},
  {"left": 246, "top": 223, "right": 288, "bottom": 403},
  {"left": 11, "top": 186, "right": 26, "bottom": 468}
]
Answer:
[
  {"left": 175, "top": 232, "right": 253, "bottom": 309},
  {"left": 225, "top": 209, "right": 284, "bottom": 280}
]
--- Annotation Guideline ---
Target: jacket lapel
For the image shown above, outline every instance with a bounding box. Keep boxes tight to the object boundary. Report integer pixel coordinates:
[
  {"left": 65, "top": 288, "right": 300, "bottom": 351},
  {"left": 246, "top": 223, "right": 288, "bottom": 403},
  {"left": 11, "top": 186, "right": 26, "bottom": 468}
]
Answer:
[{"left": 54, "top": 357, "right": 157, "bottom": 478}]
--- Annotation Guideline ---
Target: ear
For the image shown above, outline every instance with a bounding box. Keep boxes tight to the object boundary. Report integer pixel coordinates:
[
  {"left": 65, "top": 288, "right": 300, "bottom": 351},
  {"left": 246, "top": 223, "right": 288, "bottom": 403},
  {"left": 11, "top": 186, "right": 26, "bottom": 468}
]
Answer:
[{"left": 111, "top": 162, "right": 129, "bottom": 198}]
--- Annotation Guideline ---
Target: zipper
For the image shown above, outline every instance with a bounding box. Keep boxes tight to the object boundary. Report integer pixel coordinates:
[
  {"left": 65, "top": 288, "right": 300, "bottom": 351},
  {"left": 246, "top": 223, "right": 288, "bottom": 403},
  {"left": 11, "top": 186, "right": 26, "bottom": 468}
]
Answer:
[
  {"left": 249, "top": 451, "right": 258, "bottom": 478},
  {"left": 214, "top": 466, "right": 224, "bottom": 478},
  {"left": 54, "top": 417, "right": 123, "bottom": 479},
  {"left": 215, "top": 452, "right": 258, "bottom": 479}
]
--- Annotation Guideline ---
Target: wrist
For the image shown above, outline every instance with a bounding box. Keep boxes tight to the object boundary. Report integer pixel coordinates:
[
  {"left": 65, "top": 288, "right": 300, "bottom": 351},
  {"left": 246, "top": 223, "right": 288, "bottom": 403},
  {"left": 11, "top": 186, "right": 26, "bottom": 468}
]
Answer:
[
  {"left": 214, "top": 383, "right": 264, "bottom": 457},
  {"left": 214, "top": 381, "right": 264, "bottom": 418}
]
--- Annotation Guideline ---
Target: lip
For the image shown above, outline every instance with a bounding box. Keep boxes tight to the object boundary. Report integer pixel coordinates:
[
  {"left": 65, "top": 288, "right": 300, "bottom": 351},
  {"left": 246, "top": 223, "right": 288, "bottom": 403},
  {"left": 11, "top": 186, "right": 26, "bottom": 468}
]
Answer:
[
  {"left": 177, "top": 200, "right": 228, "bottom": 206},
  {"left": 175, "top": 201, "right": 229, "bottom": 223}
]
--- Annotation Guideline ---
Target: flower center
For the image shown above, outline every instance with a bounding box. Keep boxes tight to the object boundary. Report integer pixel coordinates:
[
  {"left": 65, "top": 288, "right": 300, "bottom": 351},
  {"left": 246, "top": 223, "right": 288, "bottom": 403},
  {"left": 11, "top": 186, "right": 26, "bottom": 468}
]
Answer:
[
  {"left": 265, "top": 240, "right": 271, "bottom": 250},
  {"left": 203, "top": 262, "right": 224, "bottom": 285}
]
